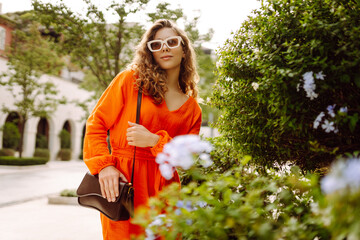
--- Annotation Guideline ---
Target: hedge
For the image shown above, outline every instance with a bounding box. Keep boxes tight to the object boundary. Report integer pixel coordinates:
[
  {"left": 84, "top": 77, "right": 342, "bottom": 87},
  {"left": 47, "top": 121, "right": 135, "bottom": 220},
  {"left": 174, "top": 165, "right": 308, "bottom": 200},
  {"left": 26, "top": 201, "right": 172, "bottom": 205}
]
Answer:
[
  {"left": 0, "top": 148, "right": 16, "bottom": 157},
  {"left": 0, "top": 156, "right": 49, "bottom": 166}
]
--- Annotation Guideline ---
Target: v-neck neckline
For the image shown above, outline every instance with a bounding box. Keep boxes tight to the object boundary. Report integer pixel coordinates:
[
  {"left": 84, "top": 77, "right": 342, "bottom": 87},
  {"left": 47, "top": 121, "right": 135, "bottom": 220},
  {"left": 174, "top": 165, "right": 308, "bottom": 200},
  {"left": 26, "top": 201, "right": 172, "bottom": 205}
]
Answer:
[{"left": 164, "top": 96, "right": 192, "bottom": 113}]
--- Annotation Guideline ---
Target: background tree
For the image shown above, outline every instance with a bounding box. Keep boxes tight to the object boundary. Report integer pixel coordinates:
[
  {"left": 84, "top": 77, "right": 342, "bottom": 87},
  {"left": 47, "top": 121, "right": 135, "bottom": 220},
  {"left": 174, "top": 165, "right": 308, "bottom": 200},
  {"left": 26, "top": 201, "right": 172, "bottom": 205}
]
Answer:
[
  {"left": 33, "top": 0, "right": 218, "bottom": 124},
  {"left": 33, "top": 0, "right": 149, "bottom": 95},
  {"left": 0, "top": 14, "right": 64, "bottom": 158}
]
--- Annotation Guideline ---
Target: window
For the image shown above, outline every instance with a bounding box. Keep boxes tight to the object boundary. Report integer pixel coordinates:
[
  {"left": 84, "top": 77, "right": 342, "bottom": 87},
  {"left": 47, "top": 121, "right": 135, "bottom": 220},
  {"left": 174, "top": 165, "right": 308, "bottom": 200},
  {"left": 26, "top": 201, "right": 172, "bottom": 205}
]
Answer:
[{"left": 0, "top": 26, "right": 6, "bottom": 50}]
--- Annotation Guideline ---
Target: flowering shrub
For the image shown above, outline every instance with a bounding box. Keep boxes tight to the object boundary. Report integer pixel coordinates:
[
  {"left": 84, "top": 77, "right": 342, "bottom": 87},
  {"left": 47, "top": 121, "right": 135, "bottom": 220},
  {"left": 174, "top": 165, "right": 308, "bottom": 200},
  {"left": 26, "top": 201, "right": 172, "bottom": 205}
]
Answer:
[
  {"left": 132, "top": 138, "right": 360, "bottom": 239},
  {"left": 212, "top": 0, "right": 360, "bottom": 170},
  {"left": 317, "top": 156, "right": 360, "bottom": 239},
  {"left": 133, "top": 137, "right": 330, "bottom": 239}
]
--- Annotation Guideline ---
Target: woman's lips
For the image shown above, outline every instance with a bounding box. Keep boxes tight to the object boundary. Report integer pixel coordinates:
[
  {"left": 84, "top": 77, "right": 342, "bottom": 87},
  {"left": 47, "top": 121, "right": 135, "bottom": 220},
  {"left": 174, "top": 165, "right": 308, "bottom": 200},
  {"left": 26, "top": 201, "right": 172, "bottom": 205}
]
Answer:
[{"left": 161, "top": 55, "right": 172, "bottom": 60}]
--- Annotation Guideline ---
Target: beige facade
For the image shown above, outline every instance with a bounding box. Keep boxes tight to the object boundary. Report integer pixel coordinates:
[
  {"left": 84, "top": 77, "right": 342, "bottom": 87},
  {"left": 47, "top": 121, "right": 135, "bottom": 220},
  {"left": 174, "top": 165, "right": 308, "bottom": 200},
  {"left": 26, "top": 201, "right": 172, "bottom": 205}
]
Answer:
[{"left": 0, "top": 57, "right": 94, "bottom": 160}]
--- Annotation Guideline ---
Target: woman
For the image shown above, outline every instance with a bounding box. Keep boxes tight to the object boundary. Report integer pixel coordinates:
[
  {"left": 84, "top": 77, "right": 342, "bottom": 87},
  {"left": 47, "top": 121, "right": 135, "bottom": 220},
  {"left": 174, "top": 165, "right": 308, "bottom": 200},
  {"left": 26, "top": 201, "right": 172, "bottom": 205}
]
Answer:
[{"left": 83, "top": 19, "right": 202, "bottom": 239}]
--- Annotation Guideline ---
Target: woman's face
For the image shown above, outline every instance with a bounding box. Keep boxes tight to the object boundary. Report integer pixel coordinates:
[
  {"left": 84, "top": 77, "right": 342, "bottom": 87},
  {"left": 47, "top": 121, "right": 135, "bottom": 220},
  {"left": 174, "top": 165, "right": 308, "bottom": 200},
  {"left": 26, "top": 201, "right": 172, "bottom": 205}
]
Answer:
[{"left": 151, "top": 27, "right": 185, "bottom": 73}]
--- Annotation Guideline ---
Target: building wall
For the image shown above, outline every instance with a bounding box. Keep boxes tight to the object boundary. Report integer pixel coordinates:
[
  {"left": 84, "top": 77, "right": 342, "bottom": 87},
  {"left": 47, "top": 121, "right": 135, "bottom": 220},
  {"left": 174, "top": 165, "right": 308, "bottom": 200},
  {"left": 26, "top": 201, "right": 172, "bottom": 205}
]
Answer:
[
  {"left": 0, "top": 22, "right": 12, "bottom": 57},
  {"left": 0, "top": 57, "right": 95, "bottom": 160}
]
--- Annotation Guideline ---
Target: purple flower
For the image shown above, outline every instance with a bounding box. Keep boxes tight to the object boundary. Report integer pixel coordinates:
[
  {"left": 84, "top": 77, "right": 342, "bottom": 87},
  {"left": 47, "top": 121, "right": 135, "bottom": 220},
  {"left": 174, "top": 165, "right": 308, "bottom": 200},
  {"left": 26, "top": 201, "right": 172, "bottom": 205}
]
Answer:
[{"left": 327, "top": 104, "right": 336, "bottom": 118}]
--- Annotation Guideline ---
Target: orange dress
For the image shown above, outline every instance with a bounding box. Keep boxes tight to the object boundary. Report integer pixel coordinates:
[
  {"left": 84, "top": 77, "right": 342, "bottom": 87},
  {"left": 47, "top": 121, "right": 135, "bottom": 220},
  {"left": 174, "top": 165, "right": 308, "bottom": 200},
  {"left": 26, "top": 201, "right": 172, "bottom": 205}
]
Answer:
[{"left": 83, "top": 70, "right": 202, "bottom": 239}]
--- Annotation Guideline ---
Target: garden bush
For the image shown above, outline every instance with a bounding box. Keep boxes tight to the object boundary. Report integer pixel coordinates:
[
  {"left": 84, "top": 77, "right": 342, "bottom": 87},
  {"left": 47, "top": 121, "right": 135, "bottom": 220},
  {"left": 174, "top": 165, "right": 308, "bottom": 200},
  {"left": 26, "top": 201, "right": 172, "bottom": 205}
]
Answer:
[
  {"left": 1, "top": 122, "right": 20, "bottom": 149},
  {"left": 33, "top": 148, "right": 50, "bottom": 160},
  {"left": 133, "top": 136, "right": 360, "bottom": 240},
  {"left": 58, "top": 148, "right": 71, "bottom": 161},
  {"left": 36, "top": 133, "right": 48, "bottom": 148},
  {"left": 59, "top": 129, "right": 71, "bottom": 149},
  {"left": 0, "top": 156, "right": 49, "bottom": 165},
  {"left": 0, "top": 148, "right": 15, "bottom": 156},
  {"left": 213, "top": 0, "right": 360, "bottom": 171}
]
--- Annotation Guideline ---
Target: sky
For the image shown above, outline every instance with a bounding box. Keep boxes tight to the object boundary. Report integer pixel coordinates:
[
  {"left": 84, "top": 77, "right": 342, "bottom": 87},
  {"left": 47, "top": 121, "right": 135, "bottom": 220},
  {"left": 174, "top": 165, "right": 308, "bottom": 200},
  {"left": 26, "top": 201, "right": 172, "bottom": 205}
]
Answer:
[{"left": 0, "top": 0, "right": 261, "bottom": 48}]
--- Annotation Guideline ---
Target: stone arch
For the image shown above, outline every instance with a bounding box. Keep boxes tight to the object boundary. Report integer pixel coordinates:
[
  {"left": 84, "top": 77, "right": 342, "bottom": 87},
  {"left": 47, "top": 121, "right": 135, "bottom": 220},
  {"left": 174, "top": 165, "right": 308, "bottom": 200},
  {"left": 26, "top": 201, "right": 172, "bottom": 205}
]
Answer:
[
  {"left": 2, "top": 111, "right": 21, "bottom": 150},
  {"left": 36, "top": 117, "right": 49, "bottom": 149},
  {"left": 60, "top": 120, "right": 74, "bottom": 149}
]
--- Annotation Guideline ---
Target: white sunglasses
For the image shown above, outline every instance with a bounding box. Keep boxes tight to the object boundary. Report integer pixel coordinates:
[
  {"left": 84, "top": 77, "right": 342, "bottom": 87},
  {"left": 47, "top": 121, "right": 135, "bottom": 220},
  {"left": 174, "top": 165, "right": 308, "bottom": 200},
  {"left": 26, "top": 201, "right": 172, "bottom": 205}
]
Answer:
[{"left": 147, "top": 36, "right": 183, "bottom": 52}]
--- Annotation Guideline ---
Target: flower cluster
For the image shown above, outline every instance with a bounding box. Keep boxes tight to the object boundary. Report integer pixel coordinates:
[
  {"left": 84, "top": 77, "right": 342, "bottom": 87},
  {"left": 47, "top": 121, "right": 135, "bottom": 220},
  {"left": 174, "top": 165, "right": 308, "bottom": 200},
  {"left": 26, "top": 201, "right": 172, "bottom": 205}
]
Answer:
[
  {"left": 156, "top": 135, "right": 213, "bottom": 180},
  {"left": 321, "top": 157, "right": 360, "bottom": 194},
  {"left": 313, "top": 104, "right": 348, "bottom": 133},
  {"left": 298, "top": 71, "right": 325, "bottom": 100},
  {"left": 145, "top": 214, "right": 171, "bottom": 240}
]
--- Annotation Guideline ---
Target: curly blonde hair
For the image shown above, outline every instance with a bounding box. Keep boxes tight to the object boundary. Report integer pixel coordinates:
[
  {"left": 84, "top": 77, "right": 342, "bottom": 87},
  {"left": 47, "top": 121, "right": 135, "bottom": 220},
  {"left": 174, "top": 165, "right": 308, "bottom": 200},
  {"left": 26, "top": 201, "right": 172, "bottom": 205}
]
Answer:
[{"left": 130, "top": 19, "right": 199, "bottom": 104}]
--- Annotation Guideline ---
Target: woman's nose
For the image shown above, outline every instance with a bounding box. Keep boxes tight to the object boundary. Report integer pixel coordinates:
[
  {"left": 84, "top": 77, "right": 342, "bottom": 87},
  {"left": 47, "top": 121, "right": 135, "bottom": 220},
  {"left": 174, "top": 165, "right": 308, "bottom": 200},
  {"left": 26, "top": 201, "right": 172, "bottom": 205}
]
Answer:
[{"left": 162, "top": 43, "right": 170, "bottom": 52}]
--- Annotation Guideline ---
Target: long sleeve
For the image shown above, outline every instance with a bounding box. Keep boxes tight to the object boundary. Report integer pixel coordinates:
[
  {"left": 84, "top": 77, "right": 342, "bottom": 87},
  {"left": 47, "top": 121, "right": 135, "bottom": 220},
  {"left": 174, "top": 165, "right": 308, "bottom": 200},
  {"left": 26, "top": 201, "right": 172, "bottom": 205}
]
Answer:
[
  {"left": 150, "top": 107, "right": 202, "bottom": 157},
  {"left": 83, "top": 71, "right": 131, "bottom": 175}
]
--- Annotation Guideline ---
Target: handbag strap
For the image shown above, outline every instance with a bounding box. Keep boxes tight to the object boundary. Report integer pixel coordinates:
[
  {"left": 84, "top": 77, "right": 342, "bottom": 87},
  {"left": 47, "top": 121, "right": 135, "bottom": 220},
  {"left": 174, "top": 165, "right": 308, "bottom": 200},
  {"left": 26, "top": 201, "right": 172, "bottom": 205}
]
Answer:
[{"left": 130, "top": 87, "right": 142, "bottom": 185}]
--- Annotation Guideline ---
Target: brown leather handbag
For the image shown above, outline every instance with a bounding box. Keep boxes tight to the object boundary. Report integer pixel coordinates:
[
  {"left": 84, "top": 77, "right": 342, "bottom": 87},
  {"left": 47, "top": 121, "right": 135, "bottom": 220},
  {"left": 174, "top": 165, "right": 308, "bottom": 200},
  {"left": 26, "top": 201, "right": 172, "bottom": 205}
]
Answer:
[{"left": 77, "top": 87, "right": 142, "bottom": 221}]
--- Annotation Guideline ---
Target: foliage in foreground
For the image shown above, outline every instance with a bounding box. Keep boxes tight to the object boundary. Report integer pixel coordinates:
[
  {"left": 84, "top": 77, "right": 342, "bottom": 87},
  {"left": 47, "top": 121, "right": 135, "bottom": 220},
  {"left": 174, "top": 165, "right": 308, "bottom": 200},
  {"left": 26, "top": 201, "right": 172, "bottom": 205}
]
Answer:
[
  {"left": 213, "top": 0, "right": 360, "bottom": 170},
  {"left": 129, "top": 135, "right": 359, "bottom": 239},
  {"left": 134, "top": 156, "right": 360, "bottom": 240}
]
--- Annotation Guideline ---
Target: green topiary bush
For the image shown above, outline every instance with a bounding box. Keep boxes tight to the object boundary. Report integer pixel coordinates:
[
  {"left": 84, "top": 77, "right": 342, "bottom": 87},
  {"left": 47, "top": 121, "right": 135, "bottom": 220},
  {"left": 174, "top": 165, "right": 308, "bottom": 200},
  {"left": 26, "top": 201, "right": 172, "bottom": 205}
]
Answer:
[
  {"left": 0, "top": 148, "right": 16, "bottom": 156},
  {"left": 213, "top": 0, "right": 360, "bottom": 171},
  {"left": 36, "top": 133, "right": 48, "bottom": 148},
  {"left": 1, "top": 122, "right": 20, "bottom": 150},
  {"left": 33, "top": 148, "right": 50, "bottom": 160},
  {"left": 58, "top": 148, "right": 71, "bottom": 161},
  {"left": 0, "top": 156, "right": 49, "bottom": 165},
  {"left": 59, "top": 129, "right": 71, "bottom": 149}
]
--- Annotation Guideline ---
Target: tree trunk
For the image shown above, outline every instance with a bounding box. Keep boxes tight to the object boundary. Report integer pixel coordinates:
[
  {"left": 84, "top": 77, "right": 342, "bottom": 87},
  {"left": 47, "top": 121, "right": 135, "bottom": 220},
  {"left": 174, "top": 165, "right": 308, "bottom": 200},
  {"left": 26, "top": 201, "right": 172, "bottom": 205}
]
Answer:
[{"left": 18, "top": 117, "right": 26, "bottom": 159}]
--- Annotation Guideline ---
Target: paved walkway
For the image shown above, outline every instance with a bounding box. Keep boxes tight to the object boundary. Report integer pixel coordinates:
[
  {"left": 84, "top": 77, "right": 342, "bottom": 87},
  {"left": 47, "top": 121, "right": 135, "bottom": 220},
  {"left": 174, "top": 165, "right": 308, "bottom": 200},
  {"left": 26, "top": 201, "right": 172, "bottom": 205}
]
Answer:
[{"left": 0, "top": 160, "right": 103, "bottom": 240}]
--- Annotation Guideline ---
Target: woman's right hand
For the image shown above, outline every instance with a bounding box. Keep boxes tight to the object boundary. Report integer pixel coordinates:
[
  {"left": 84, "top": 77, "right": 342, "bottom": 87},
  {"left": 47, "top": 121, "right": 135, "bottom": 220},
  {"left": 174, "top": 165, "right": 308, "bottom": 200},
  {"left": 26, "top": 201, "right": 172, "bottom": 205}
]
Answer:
[{"left": 98, "top": 166, "right": 128, "bottom": 202}]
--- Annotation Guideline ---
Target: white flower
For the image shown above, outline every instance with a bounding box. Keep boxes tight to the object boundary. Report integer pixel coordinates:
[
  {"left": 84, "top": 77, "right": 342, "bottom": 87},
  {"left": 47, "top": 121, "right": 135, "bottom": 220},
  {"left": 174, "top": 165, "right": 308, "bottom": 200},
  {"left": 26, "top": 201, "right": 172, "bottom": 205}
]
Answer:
[
  {"left": 251, "top": 82, "right": 259, "bottom": 91},
  {"left": 296, "top": 83, "right": 300, "bottom": 92},
  {"left": 313, "top": 112, "right": 325, "bottom": 129},
  {"left": 344, "top": 159, "right": 360, "bottom": 189},
  {"left": 327, "top": 104, "right": 336, "bottom": 118},
  {"left": 145, "top": 214, "right": 167, "bottom": 240},
  {"left": 306, "top": 91, "right": 318, "bottom": 100},
  {"left": 303, "top": 71, "right": 314, "bottom": 83},
  {"left": 339, "top": 106, "right": 348, "bottom": 113},
  {"left": 315, "top": 71, "right": 326, "bottom": 80},
  {"left": 159, "top": 163, "right": 174, "bottom": 180},
  {"left": 145, "top": 228, "right": 155, "bottom": 240},
  {"left": 321, "top": 158, "right": 360, "bottom": 194},
  {"left": 302, "top": 71, "right": 319, "bottom": 100},
  {"left": 156, "top": 135, "right": 213, "bottom": 179},
  {"left": 321, "top": 119, "right": 335, "bottom": 133},
  {"left": 199, "top": 153, "right": 213, "bottom": 168}
]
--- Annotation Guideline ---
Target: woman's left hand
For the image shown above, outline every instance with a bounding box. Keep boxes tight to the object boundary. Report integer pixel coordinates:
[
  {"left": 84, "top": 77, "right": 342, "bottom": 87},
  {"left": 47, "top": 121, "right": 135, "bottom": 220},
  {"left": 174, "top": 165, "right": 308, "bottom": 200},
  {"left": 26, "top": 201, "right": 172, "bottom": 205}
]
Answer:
[{"left": 126, "top": 122, "right": 160, "bottom": 147}]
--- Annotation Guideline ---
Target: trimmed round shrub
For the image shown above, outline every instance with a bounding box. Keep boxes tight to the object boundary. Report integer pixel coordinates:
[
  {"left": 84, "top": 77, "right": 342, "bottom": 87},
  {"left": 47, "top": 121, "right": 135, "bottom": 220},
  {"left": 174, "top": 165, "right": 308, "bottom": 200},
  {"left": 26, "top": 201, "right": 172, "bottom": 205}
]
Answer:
[
  {"left": 58, "top": 148, "right": 71, "bottom": 161},
  {"left": 213, "top": 0, "right": 360, "bottom": 171},
  {"left": 0, "top": 148, "right": 16, "bottom": 156},
  {"left": 59, "top": 129, "right": 71, "bottom": 149},
  {"left": 36, "top": 133, "right": 48, "bottom": 148},
  {"left": 2, "top": 122, "right": 20, "bottom": 149},
  {"left": 0, "top": 156, "right": 49, "bottom": 165},
  {"left": 34, "top": 148, "right": 50, "bottom": 160}
]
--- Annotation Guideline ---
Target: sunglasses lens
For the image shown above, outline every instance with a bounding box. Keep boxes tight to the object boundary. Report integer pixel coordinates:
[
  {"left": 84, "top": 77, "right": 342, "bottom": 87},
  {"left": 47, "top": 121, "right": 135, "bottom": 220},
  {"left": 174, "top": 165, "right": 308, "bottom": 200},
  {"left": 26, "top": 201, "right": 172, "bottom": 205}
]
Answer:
[
  {"left": 167, "top": 38, "right": 179, "bottom": 48},
  {"left": 150, "top": 41, "right": 162, "bottom": 51}
]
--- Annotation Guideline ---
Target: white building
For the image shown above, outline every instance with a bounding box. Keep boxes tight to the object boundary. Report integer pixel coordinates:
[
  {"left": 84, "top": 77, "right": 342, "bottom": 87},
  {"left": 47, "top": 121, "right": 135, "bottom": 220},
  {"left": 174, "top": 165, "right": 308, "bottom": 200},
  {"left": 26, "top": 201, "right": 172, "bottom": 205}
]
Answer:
[{"left": 0, "top": 57, "right": 93, "bottom": 160}]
